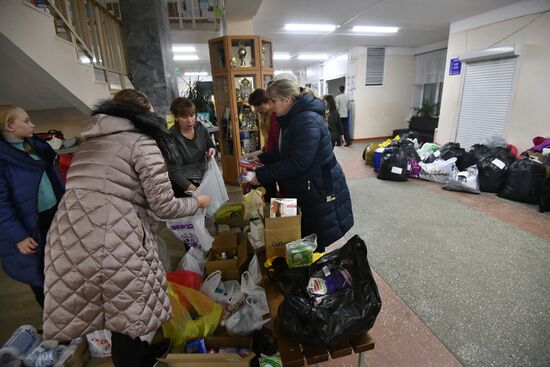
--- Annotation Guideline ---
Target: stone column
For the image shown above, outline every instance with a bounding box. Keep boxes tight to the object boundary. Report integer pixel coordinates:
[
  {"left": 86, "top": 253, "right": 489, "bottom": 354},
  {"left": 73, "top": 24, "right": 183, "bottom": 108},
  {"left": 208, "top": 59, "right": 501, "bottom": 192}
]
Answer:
[{"left": 119, "top": 0, "right": 177, "bottom": 116}]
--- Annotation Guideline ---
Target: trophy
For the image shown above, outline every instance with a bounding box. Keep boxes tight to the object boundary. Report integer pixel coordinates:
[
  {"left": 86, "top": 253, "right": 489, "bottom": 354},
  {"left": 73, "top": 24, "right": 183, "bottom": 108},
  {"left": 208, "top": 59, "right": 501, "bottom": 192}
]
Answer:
[
  {"left": 261, "top": 46, "right": 266, "bottom": 67},
  {"left": 237, "top": 43, "right": 247, "bottom": 66},
  {"left": 238, "top": 77, "right": 252, "bottom": 101}
]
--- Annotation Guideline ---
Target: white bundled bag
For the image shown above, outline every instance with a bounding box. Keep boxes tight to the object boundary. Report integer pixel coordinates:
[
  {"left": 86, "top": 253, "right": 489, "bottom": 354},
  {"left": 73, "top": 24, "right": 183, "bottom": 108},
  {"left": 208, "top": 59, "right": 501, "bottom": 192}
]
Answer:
[
  {"left": 419, "top": 157, "right": 457, "bottom": 184},
  {"left": 86, "top": 330, "right": 111, "bottom": 358},
  {"left": 443, "top": 165, "right": 480, "bottom": 194},
  {"left": 196, "top": 158, "right": 229, "bottom": 217},
  {"left": 247, "top": 254, "right": 262, "bottom": 286},
  {"left": 166, "top": 208, "right": 213, "bottom": 251}
]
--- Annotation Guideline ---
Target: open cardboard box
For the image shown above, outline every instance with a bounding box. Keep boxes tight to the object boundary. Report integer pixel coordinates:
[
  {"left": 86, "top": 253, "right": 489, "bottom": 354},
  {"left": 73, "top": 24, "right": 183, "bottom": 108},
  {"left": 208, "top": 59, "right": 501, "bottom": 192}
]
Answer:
[
  {"left": 205, "top": 232, "right": 248, "bottom": 280},
  {"left": 264, "top": 205, "right": 302, "bottom": 258},
  {"left": 159, "top": 332, "right": 254, "bottom": 367}
]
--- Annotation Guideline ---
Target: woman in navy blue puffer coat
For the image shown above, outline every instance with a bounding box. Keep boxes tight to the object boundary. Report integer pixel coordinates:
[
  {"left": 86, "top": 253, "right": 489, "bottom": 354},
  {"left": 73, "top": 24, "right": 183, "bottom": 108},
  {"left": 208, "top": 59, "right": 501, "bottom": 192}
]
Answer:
[
  {"left": 0, "top": 106, "right": 64, "bottom": 308},
  {"left": 253, "top": 80, "right": 353, "bottom": 251}
]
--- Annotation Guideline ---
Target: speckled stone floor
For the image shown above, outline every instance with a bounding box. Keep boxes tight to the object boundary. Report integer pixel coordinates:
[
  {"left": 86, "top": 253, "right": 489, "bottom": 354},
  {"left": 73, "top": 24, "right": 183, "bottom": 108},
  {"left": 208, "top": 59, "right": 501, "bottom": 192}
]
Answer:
[{"left": 1, "top": 142, "right": 548, "bottom": 367}]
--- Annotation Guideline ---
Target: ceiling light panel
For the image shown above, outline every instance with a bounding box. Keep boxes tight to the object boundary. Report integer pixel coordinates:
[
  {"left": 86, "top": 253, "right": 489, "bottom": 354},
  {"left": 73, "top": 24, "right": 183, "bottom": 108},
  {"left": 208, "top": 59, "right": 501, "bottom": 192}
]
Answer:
[
  {"left": 352, "top": 26, "right": 399, "bottom": 33},
  {"left": 172, "top": 45, "right": 196, "bottom": 52},
  {"left": 273, "top": 52, "right": 291, "bottom": 60},
  {"left": 297, "top": 53, "right": 328, "bottom": 60},
  {"left": 174, "top": 54, "right": 199, "bottom": 61}
]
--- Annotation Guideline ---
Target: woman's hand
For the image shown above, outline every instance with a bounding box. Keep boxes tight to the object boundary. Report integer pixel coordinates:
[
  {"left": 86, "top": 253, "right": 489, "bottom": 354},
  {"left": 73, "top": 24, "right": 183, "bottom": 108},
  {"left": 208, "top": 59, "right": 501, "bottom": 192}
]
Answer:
[
  {"left": 187, "top": 183, "right": 197, "bottom": 191},
  {"left": 205, "top": 148, "right": 216, "bottom": 158},
  {"left": 17, "top": 237, "right": 38, "bottom": 255},
  {"left": 197, "top": 195, "right": 211, "bottom": 208}
]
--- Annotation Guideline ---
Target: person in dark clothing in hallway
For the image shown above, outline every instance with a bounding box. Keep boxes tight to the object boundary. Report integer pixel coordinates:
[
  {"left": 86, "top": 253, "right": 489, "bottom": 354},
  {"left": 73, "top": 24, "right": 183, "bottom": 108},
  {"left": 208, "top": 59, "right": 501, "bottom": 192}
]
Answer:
[
  {"left": 335, "top": 85, "right": 352, "bottom": 146},
  {"left": 323, "top": 94, "right": 345, "bottom": 147},
  {"left": 169, "top": 97, "right": 216, "bottom": 196},
  {"left": 251, "top": 79, "right": 354, "bottom": 251},
  {"left": 0, "top": 105, "right": 64, "bottom": 309}
]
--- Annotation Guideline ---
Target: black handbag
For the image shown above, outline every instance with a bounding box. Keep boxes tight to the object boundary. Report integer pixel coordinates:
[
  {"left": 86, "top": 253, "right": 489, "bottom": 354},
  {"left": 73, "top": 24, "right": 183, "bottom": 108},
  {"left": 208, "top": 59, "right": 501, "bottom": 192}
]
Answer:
[{"left": 278, "top": 235, "right": 382, "bottom": 347}]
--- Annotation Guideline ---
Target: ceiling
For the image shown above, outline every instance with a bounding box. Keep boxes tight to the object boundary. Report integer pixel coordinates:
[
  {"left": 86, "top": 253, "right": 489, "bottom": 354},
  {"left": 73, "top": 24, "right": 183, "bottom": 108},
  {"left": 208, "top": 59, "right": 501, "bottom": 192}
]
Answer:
[{"left": 172, "top": 0, "right": 520, "bottom": 72}]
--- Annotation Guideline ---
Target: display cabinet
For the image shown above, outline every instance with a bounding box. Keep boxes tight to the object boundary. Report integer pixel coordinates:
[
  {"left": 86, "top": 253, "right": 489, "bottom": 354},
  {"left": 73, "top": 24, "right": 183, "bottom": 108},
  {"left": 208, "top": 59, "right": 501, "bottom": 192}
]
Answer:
[{"left": 208, "top": 35, "right": 274, "bottom": 184}]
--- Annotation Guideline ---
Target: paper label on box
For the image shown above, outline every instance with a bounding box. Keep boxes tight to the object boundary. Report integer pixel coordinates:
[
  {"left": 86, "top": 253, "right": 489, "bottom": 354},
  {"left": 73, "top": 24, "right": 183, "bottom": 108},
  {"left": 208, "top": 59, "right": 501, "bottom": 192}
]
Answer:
[
  {"left": 491, "top": 159, "right": 505, "bottom": 169},
  {"left": 391, "top": 166, "right": 403, "bottom": 175},
  {"left": 434, "top": 150, "right": 441, "bottom": 157},
  {"left": 407, "top": 163, "right": 411, "bottom": 171}
]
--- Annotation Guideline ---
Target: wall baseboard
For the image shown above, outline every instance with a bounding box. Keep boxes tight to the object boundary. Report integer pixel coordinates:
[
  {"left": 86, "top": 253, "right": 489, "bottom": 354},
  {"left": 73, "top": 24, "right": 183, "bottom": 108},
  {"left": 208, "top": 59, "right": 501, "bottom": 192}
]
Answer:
[{"left": 352, "top": 136, "right": 392, "bottom": 143}]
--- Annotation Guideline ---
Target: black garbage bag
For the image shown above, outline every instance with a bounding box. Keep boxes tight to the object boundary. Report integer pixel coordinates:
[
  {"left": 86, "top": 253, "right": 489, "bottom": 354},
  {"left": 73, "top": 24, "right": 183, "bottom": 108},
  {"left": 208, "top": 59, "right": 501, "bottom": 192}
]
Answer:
[
  {"left": 424, "top": 142, "right": 461, "bottom": 163},
  {"left": 477, "top": 154, "right": 510, "bottom": 193},
  {"left": 278, "top": 235, "right": 381, "bottom": 347},
  {"left": 398, "top": 139, "right": 421, "bottom": 162},
  {"left": 491, "top": 146, "right": 516, "bottom": 164},
  {"left": 456, "top": 151, "right": 477, "bottom": 171},
  {"left": 469, "top": 144, "right": 490, "bottom": 161},
  {"left": 377, "top": 146, "right": 408, "bottom": 181},
  {"left": 498, "top": 158, "right": 546, "bottom": 204}
]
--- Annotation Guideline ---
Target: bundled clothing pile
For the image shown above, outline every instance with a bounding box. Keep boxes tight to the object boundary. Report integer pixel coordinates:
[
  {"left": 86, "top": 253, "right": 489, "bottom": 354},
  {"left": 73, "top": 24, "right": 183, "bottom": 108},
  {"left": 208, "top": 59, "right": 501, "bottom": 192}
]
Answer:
[{"left": 363, "top": 134, "right": 550, "bottom": 211}]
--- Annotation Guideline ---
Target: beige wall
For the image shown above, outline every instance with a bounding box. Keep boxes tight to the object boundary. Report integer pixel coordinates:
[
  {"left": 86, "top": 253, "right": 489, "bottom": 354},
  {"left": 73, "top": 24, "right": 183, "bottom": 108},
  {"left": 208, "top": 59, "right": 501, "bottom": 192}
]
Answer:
[
  {"left": 352, "top": 53, "right": 415, "bottom": 139},
  {"left": 226, "top": 19, "right": 254, "bottom": 34},
  {"left": 437, "top": 11, "right": 550, "bottom": 152},
  {"left": 30, "top": 108, "right": 87, "bottom": 138}
]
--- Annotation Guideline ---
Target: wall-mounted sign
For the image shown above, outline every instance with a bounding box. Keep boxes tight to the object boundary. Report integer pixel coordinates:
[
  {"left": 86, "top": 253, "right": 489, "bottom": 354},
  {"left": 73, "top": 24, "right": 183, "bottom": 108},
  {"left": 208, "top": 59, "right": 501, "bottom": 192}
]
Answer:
[{"left": 449, "top": 58, "right": 462, "bottom": 75}]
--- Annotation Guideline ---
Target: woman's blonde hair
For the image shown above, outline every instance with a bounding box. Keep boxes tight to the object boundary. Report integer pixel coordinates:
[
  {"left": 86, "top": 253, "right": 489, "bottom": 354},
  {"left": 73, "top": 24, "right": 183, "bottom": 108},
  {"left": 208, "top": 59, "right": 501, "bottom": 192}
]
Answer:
[
  {"left": 266, "top": 79, "right": 316, "bottom": 101},
  {"left": 112, "top": 89, "right": 152, "bottom": 111},
  {"left": 0, "top": 105, "right": 20, "bottom": 133}
]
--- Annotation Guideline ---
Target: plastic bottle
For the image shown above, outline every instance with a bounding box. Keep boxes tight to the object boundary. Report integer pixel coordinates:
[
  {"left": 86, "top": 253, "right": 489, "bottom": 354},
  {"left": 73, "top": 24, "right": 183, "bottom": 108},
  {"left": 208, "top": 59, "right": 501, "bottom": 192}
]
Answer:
[{"left": 0, "top": 325, "right": 42, "bottom": 365}]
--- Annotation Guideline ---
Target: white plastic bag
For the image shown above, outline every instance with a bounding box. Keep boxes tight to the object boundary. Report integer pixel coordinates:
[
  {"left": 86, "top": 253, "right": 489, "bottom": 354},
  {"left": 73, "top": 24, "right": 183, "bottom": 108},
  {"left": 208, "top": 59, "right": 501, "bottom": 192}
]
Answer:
[
  {"left": 223, "top": 280, "right": 244, "bottom": 306},
  {"left": 86, "top": 330, "right": 111, "bottom": 358},
  {"left": 177, "top": 247, "right": 207, "bottom": 275},
  {"left": 419, "top": 158, "right": 457, "bottom": 184},
  {"left": 166, "top": 208, "right": 214, "bottom": 251},
  {"left": 247, "top": 254, "right": 262, "bottom": 286},
  {"left": 200, "top": 270, "right": 231, "bottom": 304},
  {"left": 225, "top": 272, "right": 270, "bottom": 336},
  {"left": 196, "top": 158, "right": 229, "bottom": 217}
]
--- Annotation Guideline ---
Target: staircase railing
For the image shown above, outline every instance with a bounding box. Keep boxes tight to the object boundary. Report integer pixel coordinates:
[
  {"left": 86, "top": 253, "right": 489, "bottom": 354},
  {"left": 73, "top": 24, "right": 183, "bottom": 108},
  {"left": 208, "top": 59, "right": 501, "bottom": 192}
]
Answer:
[{"left": 26, "top": 0, "right": 130, "bottom": 91}]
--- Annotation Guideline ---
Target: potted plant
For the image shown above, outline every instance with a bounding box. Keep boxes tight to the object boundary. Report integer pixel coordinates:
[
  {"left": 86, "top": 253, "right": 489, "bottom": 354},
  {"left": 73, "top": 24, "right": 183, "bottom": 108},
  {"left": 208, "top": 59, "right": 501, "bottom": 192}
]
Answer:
[{"left": 412, "top": 99, "right": 439, "bottom": 118}]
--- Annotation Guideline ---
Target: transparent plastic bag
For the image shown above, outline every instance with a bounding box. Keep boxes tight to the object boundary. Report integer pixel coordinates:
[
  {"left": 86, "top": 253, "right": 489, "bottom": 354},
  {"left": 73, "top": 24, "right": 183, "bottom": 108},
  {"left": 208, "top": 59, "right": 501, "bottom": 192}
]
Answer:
[
  {"left": 443, "top": 165, "right": 480, "bottom": 194},
  {"left": 243, "top": 187, "right": 266, "bottom": 221},
  {"left": 162, "top": 282, "right": 222, "bottom": 346},
  {"left": 285, "top": 234, "right": 318, "bottom": 268},
  {"left": 166, "top": 208, "right": 214, "bottom": 251},
  {"left": 196, "top": 158, "right": 229, "bottom": 217}
]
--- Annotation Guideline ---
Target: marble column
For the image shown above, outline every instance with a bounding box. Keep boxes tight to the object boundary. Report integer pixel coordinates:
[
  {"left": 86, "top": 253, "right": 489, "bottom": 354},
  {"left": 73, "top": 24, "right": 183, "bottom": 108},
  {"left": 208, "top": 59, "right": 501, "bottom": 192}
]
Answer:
[{"left": 119, "top": 0, "right": 177, "bottom": 116}]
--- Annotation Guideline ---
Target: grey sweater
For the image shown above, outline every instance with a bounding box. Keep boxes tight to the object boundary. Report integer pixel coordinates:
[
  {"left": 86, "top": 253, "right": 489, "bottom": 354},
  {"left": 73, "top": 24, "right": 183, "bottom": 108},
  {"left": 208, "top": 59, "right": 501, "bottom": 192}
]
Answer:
[{"left": 169, "top": 122, "right": 215, "bottom": 190}]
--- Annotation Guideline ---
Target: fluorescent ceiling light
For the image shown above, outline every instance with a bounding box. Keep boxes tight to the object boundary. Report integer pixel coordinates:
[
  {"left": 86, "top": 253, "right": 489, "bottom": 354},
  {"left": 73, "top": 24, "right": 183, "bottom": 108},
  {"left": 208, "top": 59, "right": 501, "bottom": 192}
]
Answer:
[
  {"left": 285, "top": 23, "right": 337, "bottom": 32},
  {"left": 273, "top": 52, "right": 291, "bottom": 60},
  {"left": 274, "top": 70, "right": 292, "bottom": 75},
  {"left": 174, "top": 54, "right": 199, "bottom": 61},
  {"left": 297, "top": 53, "right": 328, "bottom": 60},
  {"left": 172, "top": 45, "right": 196, "bottom": 52},
  {"left": 80, "top": 56, "right": 97, "bottom": 64},
  {"left": 184, "top": 71, "right": 208, "bottom": 76},
  {"left": 352, "top": 26, "right": 399, "bottom": 33}
]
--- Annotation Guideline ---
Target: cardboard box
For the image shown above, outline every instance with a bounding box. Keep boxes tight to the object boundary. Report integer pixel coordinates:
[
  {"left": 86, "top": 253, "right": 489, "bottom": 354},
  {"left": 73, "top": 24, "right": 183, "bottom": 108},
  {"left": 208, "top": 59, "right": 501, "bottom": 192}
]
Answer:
[
  {"left": 264, "top": 206, "right": 302, "bottom": 258},
  {"left": 205, "top": 233, "right": 248, "bottom": 280},
  {"left": 160, "top": 333, "right": 253, "bottom": 367}
]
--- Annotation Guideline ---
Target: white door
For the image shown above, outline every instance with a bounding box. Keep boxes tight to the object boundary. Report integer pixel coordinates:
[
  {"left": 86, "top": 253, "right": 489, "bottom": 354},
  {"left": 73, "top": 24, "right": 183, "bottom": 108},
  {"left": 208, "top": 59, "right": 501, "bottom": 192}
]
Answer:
[{"left": 455, "top": 57, "right": 517, "bottom": 149}]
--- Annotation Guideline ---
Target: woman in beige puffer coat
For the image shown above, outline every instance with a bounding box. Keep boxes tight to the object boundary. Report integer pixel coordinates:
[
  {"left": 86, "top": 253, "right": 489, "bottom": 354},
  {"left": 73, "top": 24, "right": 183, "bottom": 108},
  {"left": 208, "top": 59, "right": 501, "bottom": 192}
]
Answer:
[{"left": 43, "top": 90, "right": 210, "bottom": 367}]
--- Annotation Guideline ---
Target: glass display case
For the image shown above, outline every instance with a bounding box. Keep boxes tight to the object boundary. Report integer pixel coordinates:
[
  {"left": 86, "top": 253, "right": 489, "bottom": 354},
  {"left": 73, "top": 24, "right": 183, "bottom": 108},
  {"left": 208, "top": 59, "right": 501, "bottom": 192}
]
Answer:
[{"left": 208, "top": 35, "right": 275, "bottom": 184}]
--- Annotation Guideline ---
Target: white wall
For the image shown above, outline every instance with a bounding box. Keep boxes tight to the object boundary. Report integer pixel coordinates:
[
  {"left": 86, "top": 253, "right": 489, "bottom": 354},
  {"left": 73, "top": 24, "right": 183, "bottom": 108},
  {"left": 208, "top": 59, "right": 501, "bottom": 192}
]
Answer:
[
  {"left": 437, "top": 0, "right": 550, "bottom": 152},
  {"left": 324, "top": 54, "right": 348, "bottom": 81},
  {"left": 1, "top": 1, "right": 111, "bottom": 113},
  {"left": 352, "top": 50, "right": 416, "bottom": 139}
]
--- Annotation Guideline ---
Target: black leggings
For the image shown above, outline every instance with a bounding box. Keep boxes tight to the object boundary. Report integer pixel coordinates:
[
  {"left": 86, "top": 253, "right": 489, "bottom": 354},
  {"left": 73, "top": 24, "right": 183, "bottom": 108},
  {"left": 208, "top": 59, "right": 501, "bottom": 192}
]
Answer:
[
  {"left": 28, "top": 206, "right": 57, "bottom": 309},
  {"left": 111, "top": 332, "right": 154, "bottom": 367}
]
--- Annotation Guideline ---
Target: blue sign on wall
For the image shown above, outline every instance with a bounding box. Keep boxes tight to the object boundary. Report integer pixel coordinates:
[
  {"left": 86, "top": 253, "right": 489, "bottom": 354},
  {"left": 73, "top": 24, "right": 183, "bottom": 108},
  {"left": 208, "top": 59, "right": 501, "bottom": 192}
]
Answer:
[{"left": 449, "top": 58, "right": 462, "bottom": 75}]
